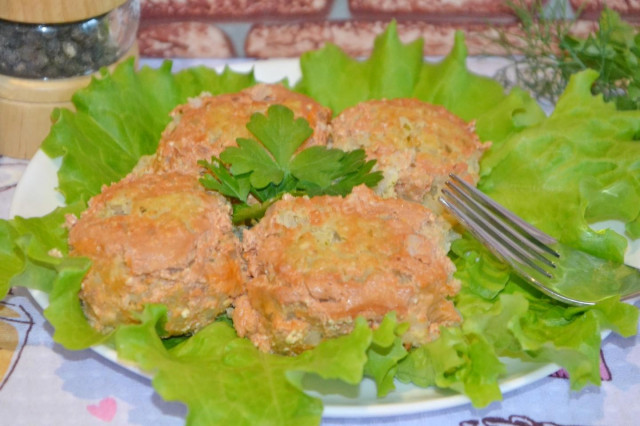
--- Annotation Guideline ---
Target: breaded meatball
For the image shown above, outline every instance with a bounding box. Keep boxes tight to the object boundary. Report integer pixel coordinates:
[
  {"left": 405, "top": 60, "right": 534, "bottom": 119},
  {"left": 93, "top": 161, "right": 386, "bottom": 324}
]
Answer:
[
  {"left": 330, "top": 98, "right": 490, "bottom": 212},
  {"left": 68, "top": 172, "right": 246, "bottom": 335},
  {"left": 232, "top": 185, "right": 461, "bottom": 355},
  {"left": 147, "top": 83, "right": 332, "bottom": 176}
]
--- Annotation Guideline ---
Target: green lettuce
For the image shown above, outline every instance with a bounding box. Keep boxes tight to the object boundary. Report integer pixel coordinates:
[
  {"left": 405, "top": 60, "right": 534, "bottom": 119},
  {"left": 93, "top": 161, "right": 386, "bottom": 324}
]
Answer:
[
  {"left": 480, "top": 70, "right": 640, "bottom": 262},
  {"left": 296, "top": 21, "right": 546, "bottom": 143},
  {"left": 41, "top": 61, "right": 258, "bottom": 204},
  {"left": 396, "top": 326, "right": 505, "bottom": 408},
  {"left": 116, "top": 306, "right": 385, "bottom": 426},
  {"left": 438, "top": 69, "right": 640, "bottom": 391},
  {"left": 0, "top": 203, "right": 85, "bottom": 299},
  {"left": 396, "top": 233, "right": 637, "bottom": 401},
  {"left": 0, "top": 21, "right": 638, "bottom": 426},
  {"left": 363, "top": 313, "right": 409, "bottom": 397},
  {"left": 44, "top": 255, "right": 110, "bottom": 350}
]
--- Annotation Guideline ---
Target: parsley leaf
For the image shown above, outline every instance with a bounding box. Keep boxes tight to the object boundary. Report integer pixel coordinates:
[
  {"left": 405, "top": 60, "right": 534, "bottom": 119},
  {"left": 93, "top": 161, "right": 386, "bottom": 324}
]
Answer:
[
  {"left": 199, "top": 104, "right": 383, "bottom": 224},
  {"left": 222, "top": 138, "right": 284, "bottom": 188},
  {"left": 296, "top": 149, "right": 380, "bottom": 197},
  {"left": 246, "top": 104, "right": 313, "bottom": 167},
  {"left": 198, "top": 157, "right": 251, "bottom": 201}
]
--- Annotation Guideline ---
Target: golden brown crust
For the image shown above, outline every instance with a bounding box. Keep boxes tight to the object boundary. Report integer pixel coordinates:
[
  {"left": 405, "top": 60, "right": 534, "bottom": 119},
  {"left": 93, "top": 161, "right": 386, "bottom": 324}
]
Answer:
[
  {"left": 330, "top": 98, "right": 489, "bottom": 212},
  {"left": 232, "top": 186, "right": 461, "bottom": 354},
  {"left": 68, "top": 172, "right": 246, "bottom": 335},
  {"left": 71, "top": 91, "right": 473, "bottom": 353},
  {"left": 148, "top": 83, "right": 332, "bottom": 176}
]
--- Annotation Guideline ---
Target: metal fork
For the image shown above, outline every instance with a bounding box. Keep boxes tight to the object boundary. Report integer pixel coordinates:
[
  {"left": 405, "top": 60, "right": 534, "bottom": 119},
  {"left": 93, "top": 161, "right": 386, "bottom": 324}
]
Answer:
[{"left": 439, "top": 174, "right": 640, "bottom": 306}]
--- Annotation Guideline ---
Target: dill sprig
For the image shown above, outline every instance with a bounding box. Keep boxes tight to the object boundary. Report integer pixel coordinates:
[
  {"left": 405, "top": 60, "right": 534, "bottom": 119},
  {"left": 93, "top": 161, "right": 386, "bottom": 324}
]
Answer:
[{"left": 490, "top": 0, "right": 640, "bottom": 109}]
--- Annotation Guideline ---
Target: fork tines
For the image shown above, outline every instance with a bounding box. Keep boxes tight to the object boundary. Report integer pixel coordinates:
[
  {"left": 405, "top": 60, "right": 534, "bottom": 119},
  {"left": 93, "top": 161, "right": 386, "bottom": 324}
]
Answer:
[{"left": 439, "top": 174, "right": 561, "bottom": 293}]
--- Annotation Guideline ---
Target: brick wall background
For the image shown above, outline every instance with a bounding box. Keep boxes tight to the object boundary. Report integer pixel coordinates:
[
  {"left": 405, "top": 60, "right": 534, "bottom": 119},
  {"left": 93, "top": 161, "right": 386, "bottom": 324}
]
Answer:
[{"left": 137, "top": 0, "right": 640, "bottom": 59}]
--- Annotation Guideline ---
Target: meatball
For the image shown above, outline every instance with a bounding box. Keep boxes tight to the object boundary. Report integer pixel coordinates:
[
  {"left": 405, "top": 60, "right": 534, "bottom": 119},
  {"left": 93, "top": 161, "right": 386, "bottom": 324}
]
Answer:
[
  {"left": 68, "top": 172, "right": 246, "bottom": 335},
  {"left": 146, "top": 83, "right": 332, "bottom": 176},
  {"left": 232, "top": 185, "right": 461, "bottom": 354},
  {"left": 330, "top": 98, "right": 490, "bottom": 212}
]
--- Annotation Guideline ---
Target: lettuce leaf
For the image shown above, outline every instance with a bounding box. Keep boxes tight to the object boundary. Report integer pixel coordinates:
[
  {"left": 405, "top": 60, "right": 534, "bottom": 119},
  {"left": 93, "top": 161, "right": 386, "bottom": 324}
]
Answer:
[
  {"left": 295, "top": 21, "right": 424, "bottom": 114},
  {"left": 296, "top": 22, "right": 546, "bottom": 143},
  {"left": 115, "top": 305, "right": 391, "bottom": 425},
  {"left": 480, "top": 70, "right": 640, "bottom": 262},
  {"left": 44, "top": 256, "right": 110, "bottom": 349},
  {"left": 41, "top": 60, "right": 257, "bottom": 205},
  {"left": 0, "top": 203, "right": 85, "bottom": 299},
  {"left": 363, "top": 313, "right": 409, "bottom": 397},
  {"left": 447, "top": 235, "right": 638, "bottom": 391},
  {"left": 1, "top": 21, "right": 638, "bottom": 425},
  {"left": 396, "top": 326, "right": 505, "bottom": 408},
  {"left": 397, "top": 235, "right": 638, "bottom": 404}
]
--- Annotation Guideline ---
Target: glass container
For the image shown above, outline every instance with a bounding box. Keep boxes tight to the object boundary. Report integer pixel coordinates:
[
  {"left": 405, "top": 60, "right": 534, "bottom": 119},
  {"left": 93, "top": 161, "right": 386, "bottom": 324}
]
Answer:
[
  {"left": 0, "top": 0, "right": 139, "bottom": 79},
  {"left": 0, "top": 0, "right": 140, "bottom": 158}
]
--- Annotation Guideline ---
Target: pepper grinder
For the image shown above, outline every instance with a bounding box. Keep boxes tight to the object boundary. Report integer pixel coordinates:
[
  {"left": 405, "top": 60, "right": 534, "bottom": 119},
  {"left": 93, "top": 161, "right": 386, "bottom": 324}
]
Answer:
[{"left": 0, "top": 0, "right": 140, "bottom": 159}]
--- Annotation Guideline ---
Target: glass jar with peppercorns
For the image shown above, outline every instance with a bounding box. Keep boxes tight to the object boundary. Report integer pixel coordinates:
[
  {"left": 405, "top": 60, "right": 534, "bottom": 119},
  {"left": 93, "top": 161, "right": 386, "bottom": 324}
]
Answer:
[{"left": 0, "top": 0, "right": 140, "bottom": 158}]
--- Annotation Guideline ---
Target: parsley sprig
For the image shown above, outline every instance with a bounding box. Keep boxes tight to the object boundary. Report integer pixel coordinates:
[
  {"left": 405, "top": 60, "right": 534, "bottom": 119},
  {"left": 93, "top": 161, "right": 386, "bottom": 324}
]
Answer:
[{"left": 199, "top": 104, "right": 382, "bottom": 224}]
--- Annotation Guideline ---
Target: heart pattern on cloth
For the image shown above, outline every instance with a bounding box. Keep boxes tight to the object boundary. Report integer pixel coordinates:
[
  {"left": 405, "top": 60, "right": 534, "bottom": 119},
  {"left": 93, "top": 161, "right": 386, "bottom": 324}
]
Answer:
[{"left": 87, "top": 397, "right": 117, "bottom": 422}]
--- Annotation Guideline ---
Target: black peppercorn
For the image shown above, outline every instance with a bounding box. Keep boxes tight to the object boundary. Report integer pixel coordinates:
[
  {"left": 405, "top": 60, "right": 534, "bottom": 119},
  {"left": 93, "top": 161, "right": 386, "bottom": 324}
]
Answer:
[{"left": 0, "top": 15, "right": 122, "bottom": 79}]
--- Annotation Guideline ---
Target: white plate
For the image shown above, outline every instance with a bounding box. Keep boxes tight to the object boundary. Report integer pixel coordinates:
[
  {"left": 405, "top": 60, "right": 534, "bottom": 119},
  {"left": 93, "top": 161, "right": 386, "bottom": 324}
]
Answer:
[
  {"left": 8, "top": 58, "right": 633, "bottom": 419},
  {"left": 7, "top": 150, "right": 566, "bottom": 418}
]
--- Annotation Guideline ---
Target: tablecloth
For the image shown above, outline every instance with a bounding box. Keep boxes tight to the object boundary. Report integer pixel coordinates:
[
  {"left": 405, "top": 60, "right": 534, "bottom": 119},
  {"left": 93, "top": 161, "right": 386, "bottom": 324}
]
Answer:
[{"left": 1, "top": 58, "right": 639, "bottom": 426}]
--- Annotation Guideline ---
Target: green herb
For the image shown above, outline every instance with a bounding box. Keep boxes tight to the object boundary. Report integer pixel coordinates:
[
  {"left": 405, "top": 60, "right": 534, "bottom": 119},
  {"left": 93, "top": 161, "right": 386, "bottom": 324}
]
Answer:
[
  {"left": 198, "top": 104, "right": 382, "bottom": 224},
  {"left": 491, "top": 1, "right": 640, "bottom": 109},
  {"left": 562, "top": 9, "right": 640, "bottom": 110}
]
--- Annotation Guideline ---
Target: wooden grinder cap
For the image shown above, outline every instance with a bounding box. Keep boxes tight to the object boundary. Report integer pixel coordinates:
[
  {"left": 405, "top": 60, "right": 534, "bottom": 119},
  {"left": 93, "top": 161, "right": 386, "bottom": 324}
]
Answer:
[{"left": 0, "top": 0, "right": 128, "bottom": 24}]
